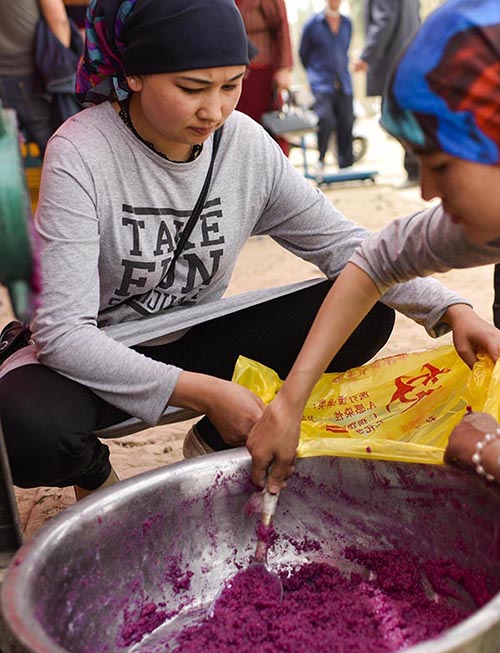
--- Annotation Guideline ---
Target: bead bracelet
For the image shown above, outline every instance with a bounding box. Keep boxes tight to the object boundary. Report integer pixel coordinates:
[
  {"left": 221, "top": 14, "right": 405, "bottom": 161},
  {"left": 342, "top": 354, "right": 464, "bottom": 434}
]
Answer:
[{"left": 471, "top": 428, "right": 500, "bottom": 482}]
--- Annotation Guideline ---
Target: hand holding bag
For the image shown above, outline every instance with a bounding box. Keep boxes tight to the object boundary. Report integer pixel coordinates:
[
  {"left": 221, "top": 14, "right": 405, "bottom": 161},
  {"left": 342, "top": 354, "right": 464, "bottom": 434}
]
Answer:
[{"left": 261, "top": 89, "right": 318, "bottom": 138}]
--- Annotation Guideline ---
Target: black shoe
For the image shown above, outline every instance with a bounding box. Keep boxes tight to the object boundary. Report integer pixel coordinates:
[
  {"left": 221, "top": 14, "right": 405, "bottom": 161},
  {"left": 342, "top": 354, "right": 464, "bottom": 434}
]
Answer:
[{"left": 183, "top": 424, "right": 215, "bottom": 458}]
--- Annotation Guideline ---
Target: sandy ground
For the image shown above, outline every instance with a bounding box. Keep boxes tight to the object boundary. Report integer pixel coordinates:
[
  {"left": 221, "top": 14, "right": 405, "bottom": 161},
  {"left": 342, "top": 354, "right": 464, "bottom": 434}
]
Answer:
[{"left": 1, "top": 114, "right": 496, "bottom": 540}]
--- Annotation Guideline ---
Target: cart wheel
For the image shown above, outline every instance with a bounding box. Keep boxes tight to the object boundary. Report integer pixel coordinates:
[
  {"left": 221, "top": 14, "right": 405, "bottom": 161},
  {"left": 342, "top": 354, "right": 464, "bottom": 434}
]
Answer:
[
  {"left": 352, "top": 135, "right": 368, "bottom": 164},
  {"left": 289, "top": 132, "right": 369, "bottom": 165}
]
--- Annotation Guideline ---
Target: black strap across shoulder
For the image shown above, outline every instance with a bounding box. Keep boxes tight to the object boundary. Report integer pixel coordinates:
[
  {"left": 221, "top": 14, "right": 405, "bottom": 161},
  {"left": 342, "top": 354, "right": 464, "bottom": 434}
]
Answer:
[
  {"left": 167, "top": 126, "right": 223, "bottom": 275},
  {"left": 97, "top": 125, "right": 224, "bottom": 320}
]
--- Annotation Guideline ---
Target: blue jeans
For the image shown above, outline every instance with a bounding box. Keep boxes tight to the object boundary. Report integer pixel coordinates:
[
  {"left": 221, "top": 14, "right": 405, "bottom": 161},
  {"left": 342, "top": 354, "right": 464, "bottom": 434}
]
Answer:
[{"left": 0, "top": 74, "right": 53, "bottom": 153}]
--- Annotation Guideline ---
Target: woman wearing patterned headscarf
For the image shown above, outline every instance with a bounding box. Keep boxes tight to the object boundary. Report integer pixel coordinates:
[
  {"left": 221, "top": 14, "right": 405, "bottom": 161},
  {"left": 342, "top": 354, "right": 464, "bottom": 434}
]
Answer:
[
  {"left": 0, "top": 0, "right": 494, "bottom": 498},
  {"left": 248, "top": 0, "right": 500, "bottom": 489}
]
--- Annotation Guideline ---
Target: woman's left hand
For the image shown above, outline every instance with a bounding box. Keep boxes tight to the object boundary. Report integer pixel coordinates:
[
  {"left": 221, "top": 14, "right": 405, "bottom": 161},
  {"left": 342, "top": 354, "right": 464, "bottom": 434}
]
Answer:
[{"left": 444, "top": 304, "right": 500, "bottom": 368}]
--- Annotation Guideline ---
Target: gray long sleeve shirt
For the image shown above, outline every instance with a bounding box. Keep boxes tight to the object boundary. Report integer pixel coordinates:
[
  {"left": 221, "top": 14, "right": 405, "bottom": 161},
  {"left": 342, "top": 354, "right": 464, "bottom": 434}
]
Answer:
[
  {"left": 1, "top": 105, "right": 471, "bottom": 425},
  {"left": 351, "top": 204, "right": 500, "bottom": 292}
]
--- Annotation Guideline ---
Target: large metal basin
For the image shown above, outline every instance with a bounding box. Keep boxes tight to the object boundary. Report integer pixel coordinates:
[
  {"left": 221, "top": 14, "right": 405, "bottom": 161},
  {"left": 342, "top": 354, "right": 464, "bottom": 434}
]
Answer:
[{"left": 2, "top": 451, "right": 500, "bottom": 653}]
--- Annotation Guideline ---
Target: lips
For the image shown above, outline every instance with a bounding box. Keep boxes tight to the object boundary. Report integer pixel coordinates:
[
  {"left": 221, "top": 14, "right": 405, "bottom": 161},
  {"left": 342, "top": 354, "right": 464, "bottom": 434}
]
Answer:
[{"left": 190, "top": 126, "right": 214, "bottom": 137}]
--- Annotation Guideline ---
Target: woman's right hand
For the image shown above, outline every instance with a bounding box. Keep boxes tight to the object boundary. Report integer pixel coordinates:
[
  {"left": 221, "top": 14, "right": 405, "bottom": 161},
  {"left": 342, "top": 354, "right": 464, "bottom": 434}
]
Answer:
[
  {"left": 171, "top": 372, "right": 265, "bottom": 446},
  {"left": 204, "top": 377, "right": 266, "bottom": 446}
]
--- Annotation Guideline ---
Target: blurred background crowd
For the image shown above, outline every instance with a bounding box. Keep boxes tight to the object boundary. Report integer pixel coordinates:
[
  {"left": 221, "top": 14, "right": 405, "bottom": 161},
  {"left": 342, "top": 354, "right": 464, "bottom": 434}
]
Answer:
[
  {"left": 288, "top": 0, "right": 443, "bottom": 100},
  {"left": 0, "top": 0, "right": 449, "bottom": 192}
]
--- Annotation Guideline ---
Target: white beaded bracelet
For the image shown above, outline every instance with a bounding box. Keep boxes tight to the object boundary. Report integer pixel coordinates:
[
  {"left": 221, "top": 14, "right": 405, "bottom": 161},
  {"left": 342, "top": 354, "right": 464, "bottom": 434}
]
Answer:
[{"left": 471, "top": 428, "right": 500, "bottom": 482}]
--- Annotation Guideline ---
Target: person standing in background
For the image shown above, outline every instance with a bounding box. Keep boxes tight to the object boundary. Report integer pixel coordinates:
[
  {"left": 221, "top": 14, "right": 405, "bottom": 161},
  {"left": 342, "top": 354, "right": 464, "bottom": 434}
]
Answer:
[
  {"left": 354, "top": 0, "right": 421, "bottom": 188},
  {"left": 299, "top": 0, "right": 354, "bottom": 177},
  {"left": 235, "top": 0, "right": 293, "bottom": 156},
  {"left": 0, "top": 0, "right": 71, "bottom": 154}
]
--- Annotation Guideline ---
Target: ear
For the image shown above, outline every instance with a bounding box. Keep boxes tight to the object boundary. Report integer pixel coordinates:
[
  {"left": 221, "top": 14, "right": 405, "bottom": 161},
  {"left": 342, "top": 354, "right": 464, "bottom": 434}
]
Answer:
[{"left": 126, "top": 75, "right": 144, "bottom": 92}]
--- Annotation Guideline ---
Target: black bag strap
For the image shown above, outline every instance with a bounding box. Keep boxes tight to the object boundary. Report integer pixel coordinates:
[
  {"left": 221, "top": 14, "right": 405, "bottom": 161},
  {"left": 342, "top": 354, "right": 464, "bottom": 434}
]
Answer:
[
  {"left": 166, "top": 126, "right": 223, "bottom": 275},
  {"left": 98, "top": 127, "right": 224, "bottom": 320}
]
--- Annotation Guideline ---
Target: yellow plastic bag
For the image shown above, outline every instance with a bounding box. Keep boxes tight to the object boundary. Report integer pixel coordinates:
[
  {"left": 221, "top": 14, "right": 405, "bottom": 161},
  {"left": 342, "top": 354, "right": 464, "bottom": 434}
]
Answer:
[{"left": 232, "top": 344, "right": 498, "bottom": 465}]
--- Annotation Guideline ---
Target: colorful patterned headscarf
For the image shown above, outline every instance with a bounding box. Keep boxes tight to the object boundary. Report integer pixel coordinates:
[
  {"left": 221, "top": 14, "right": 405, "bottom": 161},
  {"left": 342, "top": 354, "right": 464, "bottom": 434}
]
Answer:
[
  {"left": 76, "top": 0, "right": 250, "bottom": 106},
  {"left": 76, "top": 0, "right": 135, "bottom": 105},
  {"left": 381, "top": 0, "right": 500, "bottom": 166}
]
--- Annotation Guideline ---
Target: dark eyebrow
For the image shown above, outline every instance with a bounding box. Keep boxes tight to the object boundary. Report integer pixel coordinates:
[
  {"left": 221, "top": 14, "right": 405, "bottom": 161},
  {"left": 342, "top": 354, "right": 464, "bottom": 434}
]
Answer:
[{"left": 177, "top": 72, "right": 245, "bottom": 85}]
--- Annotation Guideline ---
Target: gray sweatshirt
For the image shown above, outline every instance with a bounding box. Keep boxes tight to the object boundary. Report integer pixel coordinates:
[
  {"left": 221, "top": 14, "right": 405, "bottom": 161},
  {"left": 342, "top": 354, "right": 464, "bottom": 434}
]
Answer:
[
  {"left": 2, "top": 105, "right": 471, "bottom": 425},
  {"left": 351, "top": 204, "right": 500, "bottom": 293}
]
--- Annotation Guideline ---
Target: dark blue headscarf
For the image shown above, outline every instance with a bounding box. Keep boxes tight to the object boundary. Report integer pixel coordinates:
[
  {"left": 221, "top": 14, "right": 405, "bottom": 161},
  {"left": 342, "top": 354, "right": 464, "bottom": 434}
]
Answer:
[
  {"left": 76, "top": 0, "right": 250, "bottom": 105},
  {"left": 381, "top": 0, "right": 500, "bottom": 166}
]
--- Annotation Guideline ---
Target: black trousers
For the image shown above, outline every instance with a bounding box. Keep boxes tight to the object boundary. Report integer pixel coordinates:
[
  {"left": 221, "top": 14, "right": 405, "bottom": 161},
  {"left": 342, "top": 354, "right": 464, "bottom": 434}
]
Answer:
[
  {"left": 0, "top": 281, "right": 395, "bottom": 489},
  {"left": 314, "top": 92, "right": 354, "bottom": 169}
]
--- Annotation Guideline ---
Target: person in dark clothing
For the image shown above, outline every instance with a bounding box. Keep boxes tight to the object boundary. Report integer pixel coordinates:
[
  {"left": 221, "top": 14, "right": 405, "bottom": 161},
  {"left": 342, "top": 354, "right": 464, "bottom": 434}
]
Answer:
[
  {"left": 354, "top": 0, "right": 421, "bottom": 187},
  {"left": 299, "top": 0, "right": 354, "bottom": 175},
  {"left": 0, "top": 0, "right": 71, "bottom": 154}
]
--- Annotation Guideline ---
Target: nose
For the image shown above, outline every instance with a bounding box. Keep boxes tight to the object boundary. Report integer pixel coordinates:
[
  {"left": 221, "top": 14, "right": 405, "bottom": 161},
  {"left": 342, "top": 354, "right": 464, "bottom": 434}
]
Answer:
[
  {"left": 420, "top": 165, "right": 439, "bottom": 202},
  {"left": 197, "top": 92, "right": 223, "bottom": 123}
]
